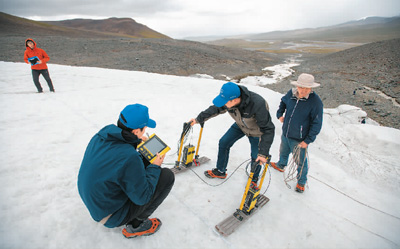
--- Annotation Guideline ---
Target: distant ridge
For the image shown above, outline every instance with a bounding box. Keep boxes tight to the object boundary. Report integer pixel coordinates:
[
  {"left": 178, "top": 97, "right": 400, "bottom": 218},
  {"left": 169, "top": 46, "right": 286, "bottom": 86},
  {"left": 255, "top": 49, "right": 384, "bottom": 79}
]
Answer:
[
  {"left": 245, "top": 16, "right": 400, "bottom": 43},
  {"left": 44, "top": 17, "right": 170, "bottom": 39},
  {"left": 0, "top": 12, "right": 169, "bottom": 39},
  {"left": 0, "top": 11, "right": 111, "bottom": 37}
]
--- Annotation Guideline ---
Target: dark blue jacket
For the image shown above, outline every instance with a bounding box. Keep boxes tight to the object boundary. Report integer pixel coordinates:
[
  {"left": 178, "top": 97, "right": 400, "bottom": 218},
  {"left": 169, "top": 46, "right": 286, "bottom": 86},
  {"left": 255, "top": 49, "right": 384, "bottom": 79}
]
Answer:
[
  {"left": 77, "top": 124, "right": 161, "bottom": 228},
  {"left": 277, "top": 89, "right": 323, "bottom": 144}
]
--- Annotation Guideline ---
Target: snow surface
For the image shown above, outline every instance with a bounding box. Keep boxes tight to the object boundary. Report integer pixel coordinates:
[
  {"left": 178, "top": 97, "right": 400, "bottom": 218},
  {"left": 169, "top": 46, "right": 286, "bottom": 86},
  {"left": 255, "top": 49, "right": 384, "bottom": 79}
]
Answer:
[
  {"left": 1, "top": 61, "right": 400, "bottom": 249},
  {"left": 240, "top": 57, "right": 300, "bottom": 86}
]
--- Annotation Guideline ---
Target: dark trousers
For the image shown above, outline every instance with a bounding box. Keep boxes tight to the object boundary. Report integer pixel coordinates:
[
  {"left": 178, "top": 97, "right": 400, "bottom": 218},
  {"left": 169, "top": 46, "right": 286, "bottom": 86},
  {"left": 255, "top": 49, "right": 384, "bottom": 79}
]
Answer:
[
  {"left": 217, "top": 123, "right": 261, "bottom": 179},
  {"left": 119, "top": 168, "right": 175, "bottom": 226},
  {"left": 32, "top": 69, "right": 54, "bottom": 92}
]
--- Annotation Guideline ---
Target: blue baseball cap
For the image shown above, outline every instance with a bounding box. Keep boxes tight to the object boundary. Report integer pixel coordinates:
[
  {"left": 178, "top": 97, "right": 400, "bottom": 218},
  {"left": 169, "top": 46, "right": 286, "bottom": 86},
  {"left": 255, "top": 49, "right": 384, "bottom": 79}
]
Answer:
[
  {"left": 213, "top": 82, "right": 241, "bottom": 107},
  {"left": 119, "top": 104, "right": 156, "bottom": 129}
]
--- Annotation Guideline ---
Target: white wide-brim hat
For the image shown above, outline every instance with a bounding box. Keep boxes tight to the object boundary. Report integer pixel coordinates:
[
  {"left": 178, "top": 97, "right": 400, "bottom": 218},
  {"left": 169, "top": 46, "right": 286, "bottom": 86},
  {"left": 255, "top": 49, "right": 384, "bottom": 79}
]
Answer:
[{"left": 291, "top": 73, "right": 320, "bottom": 88}]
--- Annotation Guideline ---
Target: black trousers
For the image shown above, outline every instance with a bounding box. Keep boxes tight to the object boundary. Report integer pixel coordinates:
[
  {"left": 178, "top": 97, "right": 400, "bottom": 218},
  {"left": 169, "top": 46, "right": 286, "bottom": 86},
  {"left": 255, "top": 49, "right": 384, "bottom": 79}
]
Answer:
[
  {"left": 32, "top": 69, "right": 54, "bottom": 92},
  {"left": 119, "top": 168, "right": 175, "bottom": 226}
]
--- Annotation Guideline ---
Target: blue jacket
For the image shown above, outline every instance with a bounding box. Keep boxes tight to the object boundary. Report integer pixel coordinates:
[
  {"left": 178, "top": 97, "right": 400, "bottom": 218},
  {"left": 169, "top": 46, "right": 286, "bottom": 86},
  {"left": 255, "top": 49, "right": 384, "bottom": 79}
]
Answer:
[
  {"left": 277, "top": 89, "right": 323, "bottom": 144},
  {"left": 77, "top": 124, "right": 161, "bottom": 228}
]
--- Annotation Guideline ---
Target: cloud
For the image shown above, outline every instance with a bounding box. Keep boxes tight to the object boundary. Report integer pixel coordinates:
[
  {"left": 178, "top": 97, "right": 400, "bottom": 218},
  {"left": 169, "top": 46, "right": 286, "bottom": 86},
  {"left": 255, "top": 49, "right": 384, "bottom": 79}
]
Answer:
[
  {"left": 2, "top": 0, "right": 181, "bottom": 18},
  {"left": 2, "top": 0, "right": 400, "bottom": 38}
]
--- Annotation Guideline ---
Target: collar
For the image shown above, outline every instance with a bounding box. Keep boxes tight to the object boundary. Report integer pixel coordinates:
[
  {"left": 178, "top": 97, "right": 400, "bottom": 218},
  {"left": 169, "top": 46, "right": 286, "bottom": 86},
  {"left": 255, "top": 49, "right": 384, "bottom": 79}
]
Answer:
[{"left": 292, "top": 88, "right": 313, "bottom": 100}]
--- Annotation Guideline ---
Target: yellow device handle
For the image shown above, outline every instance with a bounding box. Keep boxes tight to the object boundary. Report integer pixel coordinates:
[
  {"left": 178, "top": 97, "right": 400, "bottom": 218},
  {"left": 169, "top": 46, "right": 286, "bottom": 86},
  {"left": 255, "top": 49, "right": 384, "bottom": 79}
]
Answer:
[
  {"left": 239, "top": 171, "right": 254, "bottom": 211},
  {"left": 195, "top": 126, "right": 203, "bottom": 157}
]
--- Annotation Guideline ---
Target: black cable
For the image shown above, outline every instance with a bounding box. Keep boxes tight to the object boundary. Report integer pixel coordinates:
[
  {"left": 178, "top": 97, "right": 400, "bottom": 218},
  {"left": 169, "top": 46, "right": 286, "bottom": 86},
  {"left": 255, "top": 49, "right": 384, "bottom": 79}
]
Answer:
[
  {"left": 176, "top": 122, "right": 193, "bottom": 156},
  {"left": 187, "top": 158, "right": 272, "bottom": 196},
  {"left": 188, "top": 159, "right": 251, "bottom": 187}
]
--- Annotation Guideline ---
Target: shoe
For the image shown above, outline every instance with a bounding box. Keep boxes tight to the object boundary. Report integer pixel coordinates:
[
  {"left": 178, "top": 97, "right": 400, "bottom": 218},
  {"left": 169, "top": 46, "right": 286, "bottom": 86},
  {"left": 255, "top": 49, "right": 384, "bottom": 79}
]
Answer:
[
  {"left": 204, "top": 168, "right": 227, "bottom": 179},
  {"left": 271, "top": 162, "right": 285, "bottom": 172},
  {"left": 50, "top": 89, "right": 55, "bottom": 92},
  {"left": 295, "top": 183, "right": 305, "bottom": 193},
  {"left": 122, "top": 218, "right": 162, "bottom": 238}
]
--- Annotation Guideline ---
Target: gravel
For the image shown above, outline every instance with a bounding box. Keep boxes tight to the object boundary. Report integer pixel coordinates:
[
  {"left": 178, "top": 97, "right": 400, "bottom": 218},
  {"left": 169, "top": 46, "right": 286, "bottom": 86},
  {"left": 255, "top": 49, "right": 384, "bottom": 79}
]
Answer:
[
  {"left": 264, "top": 38, "right": 400, "bottom": 129},
  {"left": 0, "top": 36, "right": 283, "bottom": 80},
  {"left": 1, "top": 33, "right": 398, "bottom": 128}
]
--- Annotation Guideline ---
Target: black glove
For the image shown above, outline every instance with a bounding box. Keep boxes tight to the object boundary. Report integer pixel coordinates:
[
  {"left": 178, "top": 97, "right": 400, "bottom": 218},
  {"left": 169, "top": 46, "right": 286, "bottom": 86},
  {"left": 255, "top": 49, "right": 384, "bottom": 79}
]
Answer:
[{"left": 29, "top": 58, "right": 39, "bottom": 65}]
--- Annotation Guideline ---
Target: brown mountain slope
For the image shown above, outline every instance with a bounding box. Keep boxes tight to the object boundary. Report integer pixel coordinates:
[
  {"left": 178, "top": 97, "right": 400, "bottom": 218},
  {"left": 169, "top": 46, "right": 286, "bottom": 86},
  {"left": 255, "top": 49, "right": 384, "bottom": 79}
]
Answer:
[
  {"left": 45, "top": 17, "right": 170, "bottom": 39},
  {"left": 0, "top": 12, "right": 111, "bottom": 38},
  {"left": 0, "top": 12, "right": 281, "bottom": 81}
]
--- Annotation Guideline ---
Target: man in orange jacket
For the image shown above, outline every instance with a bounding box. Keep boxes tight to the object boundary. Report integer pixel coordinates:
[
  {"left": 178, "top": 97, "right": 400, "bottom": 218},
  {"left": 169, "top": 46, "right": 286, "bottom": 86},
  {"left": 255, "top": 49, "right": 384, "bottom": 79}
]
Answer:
[{"left": 24, "top": 38, "right": 55, "bottom": 93}]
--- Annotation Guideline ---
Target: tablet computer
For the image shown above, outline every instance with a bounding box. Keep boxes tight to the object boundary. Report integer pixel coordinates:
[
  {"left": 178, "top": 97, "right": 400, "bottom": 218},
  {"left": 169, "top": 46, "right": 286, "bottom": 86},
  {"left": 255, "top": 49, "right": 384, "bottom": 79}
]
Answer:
[
  {"left": 138, "top": 134, "right": 170, "bottom": 164},
  {"left": 28, "top": 56, "right": 40, "bottom": 65}
]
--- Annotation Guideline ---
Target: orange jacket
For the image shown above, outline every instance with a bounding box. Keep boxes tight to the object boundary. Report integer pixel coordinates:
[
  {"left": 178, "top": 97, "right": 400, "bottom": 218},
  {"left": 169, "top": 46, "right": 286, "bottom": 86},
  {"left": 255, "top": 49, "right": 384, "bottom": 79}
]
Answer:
[{"left": 24, "top": 38, "right": 50, "bottom": 70}]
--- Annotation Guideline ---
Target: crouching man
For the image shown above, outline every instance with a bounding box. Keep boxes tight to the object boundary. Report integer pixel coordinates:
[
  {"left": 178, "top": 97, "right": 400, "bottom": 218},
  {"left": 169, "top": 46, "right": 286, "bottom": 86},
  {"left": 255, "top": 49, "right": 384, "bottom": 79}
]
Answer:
[{"left": 78, "top": 104, "right": 174, "bottom": 238}]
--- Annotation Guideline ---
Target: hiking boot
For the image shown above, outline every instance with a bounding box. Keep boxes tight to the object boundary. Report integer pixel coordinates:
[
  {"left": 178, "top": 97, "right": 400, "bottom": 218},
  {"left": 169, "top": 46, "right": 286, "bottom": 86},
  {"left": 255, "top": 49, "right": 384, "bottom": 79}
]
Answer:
[
  {"left": 271, "top": 162, "right": 285, "bottom": 172},
  {"left": 295, "top": 183, "right": 305, "bottom": 193},
  {"left": 204, "top": 168, "right": 227, "bottom": 179},
  {"left": 122, "top": 218, "right": 162, "bottom": 238}
]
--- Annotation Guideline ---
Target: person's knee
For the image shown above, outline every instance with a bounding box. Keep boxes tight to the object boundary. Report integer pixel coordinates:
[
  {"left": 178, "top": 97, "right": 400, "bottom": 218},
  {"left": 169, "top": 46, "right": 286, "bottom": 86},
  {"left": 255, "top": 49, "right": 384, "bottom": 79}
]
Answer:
[
  {"left": 160, "top": 168, "right": 175, "bottom": 186},
  {"left": 219, "top": 136, "right": 231, "bottom": 149}
]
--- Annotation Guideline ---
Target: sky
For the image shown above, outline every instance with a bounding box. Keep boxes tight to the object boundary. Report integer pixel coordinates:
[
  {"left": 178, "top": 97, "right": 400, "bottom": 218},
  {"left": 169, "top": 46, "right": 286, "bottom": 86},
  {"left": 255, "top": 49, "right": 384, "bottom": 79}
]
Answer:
[
  {"left": 1, "top": 0, "right": 400, "bottom": 38},
  {"left": 1, "top": 61, "right": 399, "bottom": 248}
]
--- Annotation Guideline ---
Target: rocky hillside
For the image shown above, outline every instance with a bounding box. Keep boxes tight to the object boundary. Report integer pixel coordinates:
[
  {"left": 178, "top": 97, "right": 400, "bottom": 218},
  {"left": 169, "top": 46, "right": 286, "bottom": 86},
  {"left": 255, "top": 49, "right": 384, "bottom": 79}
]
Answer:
[
  {"left": 0, "top": 12, "right": 111, "bottom": 38},
  {"left": 265, "top": 38, "right": 400, "bottom": 129},
  {"left": 44, "top": 17, "right": 170, "bottom": 39},
  {"left": 0, "top": 12, "right": 282, "bottom": 80}
]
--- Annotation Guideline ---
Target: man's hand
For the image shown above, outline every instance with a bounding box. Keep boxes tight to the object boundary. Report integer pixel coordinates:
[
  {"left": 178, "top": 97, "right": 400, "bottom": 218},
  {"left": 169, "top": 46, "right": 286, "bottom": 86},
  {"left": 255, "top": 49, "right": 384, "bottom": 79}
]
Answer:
[
  {"left": 256, "top": 156, "right": 267, "bottom": 164},
  {"left": 152, "top": 153, "right": 165, "bottom": 166},
  {"left": 278, "top": 116, "right": 284, "bottom": 123},
  {"left": 189, "top": 118, "right": 197, "bottom": 126},
  {"left": 299, "top": 141, "right": 308, "bottom": 148}
]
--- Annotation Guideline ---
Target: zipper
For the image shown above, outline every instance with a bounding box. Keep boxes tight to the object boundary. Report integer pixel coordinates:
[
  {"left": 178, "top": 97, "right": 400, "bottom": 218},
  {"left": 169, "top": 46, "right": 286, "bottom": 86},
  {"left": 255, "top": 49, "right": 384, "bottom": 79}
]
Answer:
[
  {"left": 242, "top": 118, "right": 249, "bottom": 129},
  {"left": 286, "top": 99, "right": 299, "bottom": 137},
  {"left": 300, "top": 125, "right": 303, "bottom": 138}
]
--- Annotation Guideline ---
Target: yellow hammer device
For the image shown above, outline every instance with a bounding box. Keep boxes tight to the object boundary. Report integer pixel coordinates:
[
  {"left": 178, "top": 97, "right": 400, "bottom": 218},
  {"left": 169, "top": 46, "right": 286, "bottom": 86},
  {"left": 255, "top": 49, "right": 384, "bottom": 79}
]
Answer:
[
  {"left": 239, "top": 158, "right": 269, "bottom": 214},
  {"left": 215, "top": 157, "right": 271, "bottom": 236},
  {"left": 138, "top": 134, "right": 170, "bottom": 164}
]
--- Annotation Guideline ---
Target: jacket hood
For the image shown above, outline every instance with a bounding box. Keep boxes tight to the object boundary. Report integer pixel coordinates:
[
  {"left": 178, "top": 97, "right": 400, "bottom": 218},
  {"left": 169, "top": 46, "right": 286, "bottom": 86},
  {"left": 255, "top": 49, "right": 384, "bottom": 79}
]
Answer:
[
  {"left": 25, "top": 38, "right": 37, "bottom": 49},
  {"left": 97, "top": 124, "right": 141, "bottom": 145},
  {"left": 237, "top": 85, "right": 251, "bottom": 109}
]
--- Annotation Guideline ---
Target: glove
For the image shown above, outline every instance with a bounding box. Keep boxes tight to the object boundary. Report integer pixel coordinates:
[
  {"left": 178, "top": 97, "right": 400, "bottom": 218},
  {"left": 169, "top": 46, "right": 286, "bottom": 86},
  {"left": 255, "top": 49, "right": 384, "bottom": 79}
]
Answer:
[{"left": 29, "top": 58, "right": 39, "bottom": 65}]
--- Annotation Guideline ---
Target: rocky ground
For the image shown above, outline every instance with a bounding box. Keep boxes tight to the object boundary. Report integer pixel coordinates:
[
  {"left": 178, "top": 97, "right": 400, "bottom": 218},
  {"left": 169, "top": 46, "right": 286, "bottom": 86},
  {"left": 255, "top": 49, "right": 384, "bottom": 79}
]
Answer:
[
  {"left": 265, "top": 38, "right": 400, "bottom": 129},
  {"left": 1, "top": 33, "right": 398, "bottom": 129},
  {"left": 0, "top": 36, "right": 283, "bottom": 80}
]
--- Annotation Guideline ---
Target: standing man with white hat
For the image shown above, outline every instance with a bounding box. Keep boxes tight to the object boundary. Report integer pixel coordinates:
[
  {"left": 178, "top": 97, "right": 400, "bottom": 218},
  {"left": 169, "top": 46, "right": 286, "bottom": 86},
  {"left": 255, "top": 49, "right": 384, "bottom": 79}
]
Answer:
[{"left": 270, "top": 73, "right": 323, "bottom": 193}]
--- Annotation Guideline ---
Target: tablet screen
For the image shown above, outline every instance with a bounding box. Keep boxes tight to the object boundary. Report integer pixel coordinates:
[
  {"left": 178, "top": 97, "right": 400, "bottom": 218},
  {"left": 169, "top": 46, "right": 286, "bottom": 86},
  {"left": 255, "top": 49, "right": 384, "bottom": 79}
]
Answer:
[{"left": 144, "top": 136, "right": 167, "bottom": 155}]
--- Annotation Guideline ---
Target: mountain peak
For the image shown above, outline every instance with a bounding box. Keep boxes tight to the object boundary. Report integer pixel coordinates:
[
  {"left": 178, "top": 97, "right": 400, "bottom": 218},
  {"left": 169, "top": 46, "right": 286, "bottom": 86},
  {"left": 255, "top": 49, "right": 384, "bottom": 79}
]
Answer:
[{"left": 46, "top": 17, "right": 170, "bottom": 39}]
